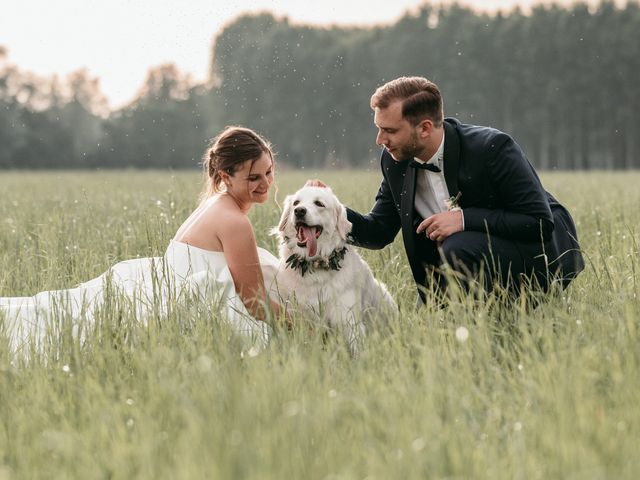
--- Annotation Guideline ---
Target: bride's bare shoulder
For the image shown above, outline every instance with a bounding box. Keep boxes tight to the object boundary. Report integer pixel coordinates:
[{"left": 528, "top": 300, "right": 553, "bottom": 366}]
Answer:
[
  {"left": 205, "top": 196, "right": 255, "bottom": 237},
  {"left": 204, "top": 199, "right": 256, "bottom": 251},
  {"left": 174, "top": 195, "right": 252, "bottom": 250},
  {"left": 203, "top": 195, "right": 248, "bottom": 222}
]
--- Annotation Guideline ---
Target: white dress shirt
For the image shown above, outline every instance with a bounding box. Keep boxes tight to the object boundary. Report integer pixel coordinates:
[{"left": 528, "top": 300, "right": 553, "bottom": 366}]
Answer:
[{"left": 413, "top": 136, "right": 449, "bottom": 220}]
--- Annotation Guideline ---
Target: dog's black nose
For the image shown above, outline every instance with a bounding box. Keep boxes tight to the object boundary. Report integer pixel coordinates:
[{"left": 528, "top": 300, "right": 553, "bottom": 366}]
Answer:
[{"left": 294, "top": 206, "right": 307, "bottom": 218}]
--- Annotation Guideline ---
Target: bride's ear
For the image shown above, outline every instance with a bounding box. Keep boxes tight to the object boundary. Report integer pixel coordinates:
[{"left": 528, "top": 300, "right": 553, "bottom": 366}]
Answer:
[
  {"left": 275, "top": 195, "right": 293, "bottom": 235},
  {"left": 219, "top": 170, "right": 231, "bottom": 188}
]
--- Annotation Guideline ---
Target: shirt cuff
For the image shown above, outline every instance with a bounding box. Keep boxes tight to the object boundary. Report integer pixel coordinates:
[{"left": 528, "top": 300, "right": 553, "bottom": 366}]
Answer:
[{"left": 460, "top": 209, "right": 465, "bottom": 231}]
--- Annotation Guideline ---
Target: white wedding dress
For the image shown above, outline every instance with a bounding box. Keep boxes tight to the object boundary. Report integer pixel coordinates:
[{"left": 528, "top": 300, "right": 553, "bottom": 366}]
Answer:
[{"left": 0, "top": 240, "right": 282, "bottom": 357}]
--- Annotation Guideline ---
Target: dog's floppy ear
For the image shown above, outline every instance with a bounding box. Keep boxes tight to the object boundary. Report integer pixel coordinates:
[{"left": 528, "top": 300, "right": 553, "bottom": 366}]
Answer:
[
  {"left": 335, "top": 198, "right": 352, "bottom": 241},
  {"left": 276, "top": 194, "right": 294, "bottom": 234}
]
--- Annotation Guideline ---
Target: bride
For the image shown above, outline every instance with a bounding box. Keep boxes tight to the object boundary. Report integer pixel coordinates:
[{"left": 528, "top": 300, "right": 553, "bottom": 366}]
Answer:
[{"left": 1, "top": 126, "right": 288, "bottom": 357}]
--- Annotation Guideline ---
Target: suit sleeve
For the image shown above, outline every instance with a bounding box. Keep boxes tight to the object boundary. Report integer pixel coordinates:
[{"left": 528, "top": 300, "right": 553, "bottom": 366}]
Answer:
[
  {"left": 346, "top": 164, "right": 401, "bottom": 249},
  {"left": 462, "top": 135, "right": 554, "bottom": 242}
]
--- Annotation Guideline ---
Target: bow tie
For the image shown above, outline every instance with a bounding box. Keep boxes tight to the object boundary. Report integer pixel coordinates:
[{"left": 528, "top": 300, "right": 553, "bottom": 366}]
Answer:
[{"left": 409, "top": 160, "right": 441, "bottom": 173}]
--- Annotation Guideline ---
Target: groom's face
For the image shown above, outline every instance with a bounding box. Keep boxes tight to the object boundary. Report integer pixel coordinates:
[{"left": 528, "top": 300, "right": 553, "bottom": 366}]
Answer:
[{"left": 374, "top": 101, "right": 422, "bottom": 161}]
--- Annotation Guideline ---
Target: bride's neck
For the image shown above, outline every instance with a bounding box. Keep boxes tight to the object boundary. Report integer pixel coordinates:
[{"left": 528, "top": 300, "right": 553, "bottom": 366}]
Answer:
[{"left": 218, "top": 191, "right": 252, "bottom": 214}]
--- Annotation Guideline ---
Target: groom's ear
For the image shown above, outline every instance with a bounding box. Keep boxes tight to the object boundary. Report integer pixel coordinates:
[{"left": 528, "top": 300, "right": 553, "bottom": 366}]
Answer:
[{"left": 417, "top": 118, "right": 434, "bottom": 138}]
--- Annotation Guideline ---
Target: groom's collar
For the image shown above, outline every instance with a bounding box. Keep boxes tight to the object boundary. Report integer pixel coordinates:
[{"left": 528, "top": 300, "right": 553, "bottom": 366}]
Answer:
[{"left": 413, "top": 134, "right": 445, "bottom": 170}]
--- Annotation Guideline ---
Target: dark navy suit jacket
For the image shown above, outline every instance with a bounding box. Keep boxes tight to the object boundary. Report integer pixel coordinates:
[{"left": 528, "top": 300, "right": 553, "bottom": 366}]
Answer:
[{"left": 347, "top": 118, "right": 584, "bottom": 291}]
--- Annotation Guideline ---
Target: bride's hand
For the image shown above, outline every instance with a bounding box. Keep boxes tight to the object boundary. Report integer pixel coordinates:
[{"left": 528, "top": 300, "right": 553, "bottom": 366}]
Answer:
[
  {"left": 270, "top": 299, "right": 293, "bottom": 331},
  {"left": 282, "top": 301, "right": 293, "bottom": 331}
]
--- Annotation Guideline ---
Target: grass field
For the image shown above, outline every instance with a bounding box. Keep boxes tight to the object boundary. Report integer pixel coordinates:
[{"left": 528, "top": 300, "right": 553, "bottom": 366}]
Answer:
[{"left": 0, "top": 170, "right": 639, "bottom": 479}]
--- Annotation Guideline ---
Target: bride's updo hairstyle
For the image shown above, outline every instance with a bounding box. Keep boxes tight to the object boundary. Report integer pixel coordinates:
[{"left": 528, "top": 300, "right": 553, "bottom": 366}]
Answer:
[{"left": 201, "top": 126, "right": 273, "bottom": 200}]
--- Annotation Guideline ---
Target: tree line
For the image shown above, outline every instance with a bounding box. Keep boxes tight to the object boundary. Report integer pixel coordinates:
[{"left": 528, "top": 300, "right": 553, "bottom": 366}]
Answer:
[{"left": 1, "top": 1, "right": 639, "bottom": 170}]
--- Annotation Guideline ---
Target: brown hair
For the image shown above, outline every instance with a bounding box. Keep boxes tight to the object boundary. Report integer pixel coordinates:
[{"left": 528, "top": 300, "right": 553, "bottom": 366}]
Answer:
[
  {"left": 200, "top": 126, "right": 273, "bottom": 200},
  {"left": 370, "top": 76, "right": 444, "bottom": 127}
]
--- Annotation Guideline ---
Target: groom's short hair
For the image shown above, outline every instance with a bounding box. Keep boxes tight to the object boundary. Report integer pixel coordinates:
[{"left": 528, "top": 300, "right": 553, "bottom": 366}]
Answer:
[{"left": 370, "top": 76, "right": 443, "bottom": 127}]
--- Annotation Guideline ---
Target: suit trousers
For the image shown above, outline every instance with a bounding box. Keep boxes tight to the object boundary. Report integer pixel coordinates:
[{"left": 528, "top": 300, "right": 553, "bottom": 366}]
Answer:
[{"left": 433, "top": 231, "right": 556, "bottom": 293}]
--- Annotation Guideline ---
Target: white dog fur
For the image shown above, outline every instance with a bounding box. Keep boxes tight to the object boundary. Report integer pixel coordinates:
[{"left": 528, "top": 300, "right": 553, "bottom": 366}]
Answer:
[{"left": 273, "top": 185, "right": 396, "bottom": 355}]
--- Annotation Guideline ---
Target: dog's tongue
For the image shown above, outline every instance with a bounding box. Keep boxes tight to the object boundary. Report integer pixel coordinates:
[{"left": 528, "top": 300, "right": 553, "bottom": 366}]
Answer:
[{"left": 301, "top": 226, "right": 318, "bottom": 257}]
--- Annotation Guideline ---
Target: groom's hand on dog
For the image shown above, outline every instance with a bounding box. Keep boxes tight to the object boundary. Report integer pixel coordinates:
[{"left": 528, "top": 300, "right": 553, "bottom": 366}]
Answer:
[
  {"left": 304, "top": 179, "right": 327, "bottom": 188},
  {"left": 416, "top": 211, "right": 463, "bottom": 243}
]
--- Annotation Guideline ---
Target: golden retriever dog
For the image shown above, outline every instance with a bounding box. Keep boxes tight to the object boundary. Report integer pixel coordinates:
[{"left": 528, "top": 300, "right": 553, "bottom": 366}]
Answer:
[{"left": 273, "top": 184, "right": 396, "bottom": 355}]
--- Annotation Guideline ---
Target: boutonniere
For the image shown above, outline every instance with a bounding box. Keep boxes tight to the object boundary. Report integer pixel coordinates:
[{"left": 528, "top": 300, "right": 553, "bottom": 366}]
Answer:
[{"left": 444, "top": 191, "right": 462, "bottom": 211}]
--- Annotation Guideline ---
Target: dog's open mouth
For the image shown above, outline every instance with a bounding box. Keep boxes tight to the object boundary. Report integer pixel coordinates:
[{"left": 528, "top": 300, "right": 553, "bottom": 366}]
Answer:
[{"left": 296, "top": 222, "right": 323, "bottom": 257}]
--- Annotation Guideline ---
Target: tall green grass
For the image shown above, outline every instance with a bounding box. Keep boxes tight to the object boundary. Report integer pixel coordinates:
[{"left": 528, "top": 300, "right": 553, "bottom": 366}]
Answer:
[{"left": 1, "top": 170, "right": 638, "bottom": 479}]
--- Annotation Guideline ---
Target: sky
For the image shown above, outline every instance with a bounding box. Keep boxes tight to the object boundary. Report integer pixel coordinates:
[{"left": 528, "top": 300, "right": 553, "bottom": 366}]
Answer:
[{"left": 1, "top": 0, "right": 597, "bottom": 109}]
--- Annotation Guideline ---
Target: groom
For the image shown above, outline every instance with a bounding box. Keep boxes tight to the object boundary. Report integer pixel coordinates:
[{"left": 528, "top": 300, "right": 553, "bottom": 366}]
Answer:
[{"left": 346, "top": 76, "right": 584, "bottom": 302}]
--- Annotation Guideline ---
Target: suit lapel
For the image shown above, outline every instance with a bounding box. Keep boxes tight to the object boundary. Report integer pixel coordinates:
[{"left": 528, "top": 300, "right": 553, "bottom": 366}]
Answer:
[
  {"left": 443, "top": 121, "right": 460, "bottom": 198},
  {"left": 399, "top": 158, "right": 426, "bottom": 287},
  {"left": 400, "top": 159, "right": 416, "bottom": 230}
]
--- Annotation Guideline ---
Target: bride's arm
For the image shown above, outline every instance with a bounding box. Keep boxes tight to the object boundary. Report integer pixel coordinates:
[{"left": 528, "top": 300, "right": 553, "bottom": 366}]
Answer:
[{"left": 219, "top": 214, "right": 289, "bottom": 326}]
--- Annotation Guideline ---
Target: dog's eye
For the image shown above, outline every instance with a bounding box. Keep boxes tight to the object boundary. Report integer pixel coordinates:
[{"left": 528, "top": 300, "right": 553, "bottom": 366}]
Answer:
[
  {"left": 293, "top": 200, "right": 300, "bottom": 206},
  {"left": 314, "top": 200, "right": 325, "bottom": 208}
]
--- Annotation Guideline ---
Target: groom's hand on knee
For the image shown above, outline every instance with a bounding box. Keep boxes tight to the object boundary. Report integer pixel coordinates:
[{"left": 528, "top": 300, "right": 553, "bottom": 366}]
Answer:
[{"left": 416, "top": 211, "right": 464, "bottom": 243}]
